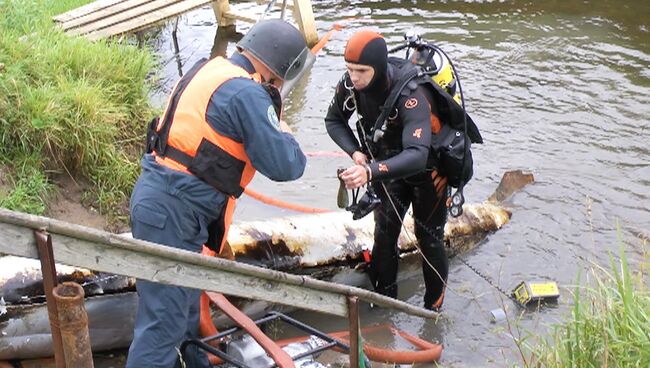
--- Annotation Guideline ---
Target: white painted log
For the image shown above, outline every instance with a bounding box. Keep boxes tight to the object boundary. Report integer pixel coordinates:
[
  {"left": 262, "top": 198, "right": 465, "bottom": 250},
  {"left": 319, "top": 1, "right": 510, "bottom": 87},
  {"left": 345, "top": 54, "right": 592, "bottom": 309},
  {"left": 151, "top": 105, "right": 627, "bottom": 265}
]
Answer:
[{"left": 227, "top": 202, "right": 511, "bottom": 268}]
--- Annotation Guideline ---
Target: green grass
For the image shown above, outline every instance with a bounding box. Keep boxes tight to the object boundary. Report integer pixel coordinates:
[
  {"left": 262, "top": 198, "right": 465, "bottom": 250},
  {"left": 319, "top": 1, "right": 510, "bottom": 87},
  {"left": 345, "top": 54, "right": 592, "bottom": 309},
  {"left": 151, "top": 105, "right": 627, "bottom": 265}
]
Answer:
[
  {"left": 0, "top": 153, "right": 52, "bottom": 214},
  {"left": 523, "top": 233, "right": 650, "bottom": 367},
  {"left": 0, "top": 0, "right": 156, "bottom": 222}
]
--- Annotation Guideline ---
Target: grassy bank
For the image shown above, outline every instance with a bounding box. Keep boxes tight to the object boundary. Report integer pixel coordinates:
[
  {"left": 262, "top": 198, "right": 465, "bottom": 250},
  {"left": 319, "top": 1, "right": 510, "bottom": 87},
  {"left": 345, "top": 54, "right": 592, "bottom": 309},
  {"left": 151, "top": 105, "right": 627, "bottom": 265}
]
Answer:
[
  {"left": 523, "top": 240, "right": 649, "bottom": 367},
  {"left": 0, "top": 0, "right": 156, "bottom": 224}
]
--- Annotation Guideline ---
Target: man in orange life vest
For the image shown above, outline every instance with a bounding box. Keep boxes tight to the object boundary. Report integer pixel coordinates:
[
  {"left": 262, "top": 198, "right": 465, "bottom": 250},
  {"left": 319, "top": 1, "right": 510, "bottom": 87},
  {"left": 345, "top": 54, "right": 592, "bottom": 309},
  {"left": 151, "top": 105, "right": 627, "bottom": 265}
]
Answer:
[
  {"left": 325, "top": 30, "right": 450, "bottom": 311},
  {"left": 128, "top": 20, "right": 309, "bottom": 367}
]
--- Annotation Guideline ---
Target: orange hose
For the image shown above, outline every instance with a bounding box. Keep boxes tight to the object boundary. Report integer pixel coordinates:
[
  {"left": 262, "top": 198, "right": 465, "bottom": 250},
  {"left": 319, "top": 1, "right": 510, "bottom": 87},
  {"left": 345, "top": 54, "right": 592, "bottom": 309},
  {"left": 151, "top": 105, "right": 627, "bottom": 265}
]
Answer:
[
  {"left": 310, "top": 24, "right": 343, "bottom": 54},
  {"left": 271, "top": 325, "right": 442, "bottom": 364},
  {"left": 199, "top": 247, "right": 220, "bottom": 349},
  {"left": 205, "top": 292, "right": 295, "bottom": 368},
  {"left": 243, "top": 187, "right": 331, "bottom": 213},
  {"left": 201, "top": 308, "right": 442, "bottom": 364},
  {"left": 199, "top": 292, "right": 218, "bottom": 338},
  {"left": 310, "top": 17, "right": 359, "bottom": 54}
]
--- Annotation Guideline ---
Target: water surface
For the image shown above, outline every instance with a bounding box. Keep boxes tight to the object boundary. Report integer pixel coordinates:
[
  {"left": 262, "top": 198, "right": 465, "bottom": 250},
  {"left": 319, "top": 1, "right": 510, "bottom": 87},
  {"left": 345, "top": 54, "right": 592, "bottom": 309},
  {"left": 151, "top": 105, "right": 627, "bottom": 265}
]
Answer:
[{"left": 147, "top": 1, "right": 650, "bottom": 366}]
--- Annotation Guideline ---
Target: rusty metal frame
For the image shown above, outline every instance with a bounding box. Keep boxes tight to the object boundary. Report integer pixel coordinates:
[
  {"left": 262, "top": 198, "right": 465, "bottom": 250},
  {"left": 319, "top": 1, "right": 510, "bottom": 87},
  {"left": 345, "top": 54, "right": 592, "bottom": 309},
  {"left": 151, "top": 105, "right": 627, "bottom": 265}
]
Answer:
[
  {"left": 34, "top": 230, "right": 66, "bottom": 368},
  {"left": 347, "top": 296, "right": 359, "bottom": 367},
  {"left": 182, "top": 310, "right": 351, "bottom": 367}
]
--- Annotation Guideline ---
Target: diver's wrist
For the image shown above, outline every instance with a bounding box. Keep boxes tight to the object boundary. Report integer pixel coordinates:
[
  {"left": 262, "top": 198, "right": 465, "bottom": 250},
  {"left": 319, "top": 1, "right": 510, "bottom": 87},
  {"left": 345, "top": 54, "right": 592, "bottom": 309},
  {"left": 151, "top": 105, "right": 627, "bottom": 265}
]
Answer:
[{"left": 364, "top": 164, "right": 372, "bottom": 182}]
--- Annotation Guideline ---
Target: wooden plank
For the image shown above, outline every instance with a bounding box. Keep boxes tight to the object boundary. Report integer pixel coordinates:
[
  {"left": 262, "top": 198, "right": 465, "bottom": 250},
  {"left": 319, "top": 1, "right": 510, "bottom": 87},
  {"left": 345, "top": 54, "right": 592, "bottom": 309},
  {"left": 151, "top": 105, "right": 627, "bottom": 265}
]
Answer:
[
  {"left": 0, "top": 208, "right": 438, "bottom": 319},
  {"left": 65, "top": 0, "right": 176, "bottom": 34},
  {"left": 53, "top": 0, "right": 130, "bottom": 23},
  {"left": 212, "top": 0, "right": 236, "bottom": 27},
  {"left": 0, "top": 222, "right": 348, "bottom": 317},
  {"left": 85, "top": 0, "right": 213, "bottom": 40},
  {"left": 292, "top": 0, "right": 318, "bottom": 47},
  {"left": 223, "top": 10, "right": 257, "bottom": 24}
]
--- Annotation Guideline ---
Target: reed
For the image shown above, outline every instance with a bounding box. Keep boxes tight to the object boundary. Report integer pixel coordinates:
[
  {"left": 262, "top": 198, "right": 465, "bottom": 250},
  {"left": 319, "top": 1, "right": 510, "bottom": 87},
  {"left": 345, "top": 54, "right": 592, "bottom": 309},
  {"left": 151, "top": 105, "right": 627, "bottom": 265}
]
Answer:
[
  {"left": 525, "top": 236, "right": 650, "bottom": 367},
  {"left": 0, "top": 0, "right": 156, "bottom": 222}
]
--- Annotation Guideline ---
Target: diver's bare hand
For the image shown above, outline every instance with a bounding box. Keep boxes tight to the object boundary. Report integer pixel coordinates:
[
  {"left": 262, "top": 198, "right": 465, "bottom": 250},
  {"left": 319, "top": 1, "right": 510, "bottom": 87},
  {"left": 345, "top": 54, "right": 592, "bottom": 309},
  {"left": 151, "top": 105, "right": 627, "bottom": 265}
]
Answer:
[
  {"left": 351, "top": 151, "right": 368, "bottom": 165},
  {"left": 279, "top": 120, "right": 293, "bottom": 134},
  {"left": 339, "top": 164, "right": 368, "bottom": 189}
]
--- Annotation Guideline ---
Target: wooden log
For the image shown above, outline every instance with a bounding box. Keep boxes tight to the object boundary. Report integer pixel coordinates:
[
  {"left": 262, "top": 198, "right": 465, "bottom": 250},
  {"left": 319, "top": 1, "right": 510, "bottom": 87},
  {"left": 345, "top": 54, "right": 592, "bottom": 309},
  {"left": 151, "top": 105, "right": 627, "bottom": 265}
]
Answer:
[{"left": 227, "top": 202, "right": 511, "bottom": 269}]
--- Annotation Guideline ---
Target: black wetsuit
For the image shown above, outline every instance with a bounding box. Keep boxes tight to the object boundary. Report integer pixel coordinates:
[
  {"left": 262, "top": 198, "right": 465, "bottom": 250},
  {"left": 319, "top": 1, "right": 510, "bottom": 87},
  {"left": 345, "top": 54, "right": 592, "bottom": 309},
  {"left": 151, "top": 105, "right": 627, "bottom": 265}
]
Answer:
[{"left": 325, "top": 63, "right": 449, "bottom": 309}]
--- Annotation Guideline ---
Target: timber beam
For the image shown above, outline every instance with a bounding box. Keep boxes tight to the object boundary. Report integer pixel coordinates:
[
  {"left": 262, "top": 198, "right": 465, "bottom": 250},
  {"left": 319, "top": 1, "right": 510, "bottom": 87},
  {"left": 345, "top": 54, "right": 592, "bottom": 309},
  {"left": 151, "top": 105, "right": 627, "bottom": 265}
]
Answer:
[{"left": 0, "top": 208, "right": 437, "bottom": 319}]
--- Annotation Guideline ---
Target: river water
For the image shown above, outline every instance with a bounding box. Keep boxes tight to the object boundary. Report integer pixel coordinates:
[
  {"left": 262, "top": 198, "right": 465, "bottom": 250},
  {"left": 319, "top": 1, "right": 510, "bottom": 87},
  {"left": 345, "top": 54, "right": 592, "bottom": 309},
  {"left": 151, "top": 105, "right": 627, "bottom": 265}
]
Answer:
[{"left": 146, "top": 1, "right": 650, "bottom": 366}]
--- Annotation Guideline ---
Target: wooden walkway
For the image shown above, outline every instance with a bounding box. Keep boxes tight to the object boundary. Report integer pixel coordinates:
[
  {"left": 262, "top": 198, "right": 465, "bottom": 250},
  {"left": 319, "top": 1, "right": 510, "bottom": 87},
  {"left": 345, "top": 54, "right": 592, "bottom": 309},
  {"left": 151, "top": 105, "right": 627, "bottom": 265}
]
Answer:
[
  {"left": 0, "top": 208, "right": 437, "bottom": 319},
  {"left": 53, "top": 0, "right": 318, "bottom": 45}
]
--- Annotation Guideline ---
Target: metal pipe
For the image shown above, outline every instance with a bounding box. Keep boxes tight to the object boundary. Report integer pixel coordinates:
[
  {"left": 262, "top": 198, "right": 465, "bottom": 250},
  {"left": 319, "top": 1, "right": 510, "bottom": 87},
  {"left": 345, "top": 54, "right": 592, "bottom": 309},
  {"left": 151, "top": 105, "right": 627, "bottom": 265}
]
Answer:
[
  {"left": 348, "top": 296, "right": 359, "bottom": 367},
  {"left": 34, "top": 230, "right": 66, "bottom": 368},
  {"left": 52, "top": 282, "right": 94, "bottom": 368}
]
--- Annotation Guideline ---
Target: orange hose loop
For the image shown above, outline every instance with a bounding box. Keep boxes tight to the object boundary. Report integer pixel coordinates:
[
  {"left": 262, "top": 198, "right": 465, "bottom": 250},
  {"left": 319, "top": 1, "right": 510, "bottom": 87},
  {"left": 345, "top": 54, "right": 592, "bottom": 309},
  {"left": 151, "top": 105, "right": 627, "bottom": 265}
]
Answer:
[
  {"left": 272, "top": 324, "right": 442, "bottom": 364},
  {"left": 243, "top": 187, "right": 331, "bottom": 213}
]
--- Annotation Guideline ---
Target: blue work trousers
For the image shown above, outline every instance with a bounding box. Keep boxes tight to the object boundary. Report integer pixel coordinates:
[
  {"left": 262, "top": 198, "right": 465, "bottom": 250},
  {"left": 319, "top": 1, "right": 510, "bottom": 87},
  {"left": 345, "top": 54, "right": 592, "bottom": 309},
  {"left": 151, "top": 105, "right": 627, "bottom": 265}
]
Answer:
[{"left": 126, "top": 179, "right": 216, "bottom": 368}]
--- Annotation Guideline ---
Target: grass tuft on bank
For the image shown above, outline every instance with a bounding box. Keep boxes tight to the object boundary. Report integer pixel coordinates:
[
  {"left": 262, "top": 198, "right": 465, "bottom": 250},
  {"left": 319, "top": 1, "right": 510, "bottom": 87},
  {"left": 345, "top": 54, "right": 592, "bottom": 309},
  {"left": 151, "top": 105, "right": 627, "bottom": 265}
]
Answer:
[
  {"left": 525, "top": 236, "right": 650, "bottom": 367},
  {"left": 0, "top": 0, "right": 156, "bottom": 223}
]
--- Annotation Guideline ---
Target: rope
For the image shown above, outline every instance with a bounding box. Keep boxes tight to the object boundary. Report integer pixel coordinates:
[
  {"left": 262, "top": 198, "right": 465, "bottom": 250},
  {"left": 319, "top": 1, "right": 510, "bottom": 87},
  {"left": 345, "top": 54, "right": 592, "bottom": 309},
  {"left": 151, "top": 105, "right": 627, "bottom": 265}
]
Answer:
[{"left": 243, "top": 187, "right": 331, "bottom": 213}]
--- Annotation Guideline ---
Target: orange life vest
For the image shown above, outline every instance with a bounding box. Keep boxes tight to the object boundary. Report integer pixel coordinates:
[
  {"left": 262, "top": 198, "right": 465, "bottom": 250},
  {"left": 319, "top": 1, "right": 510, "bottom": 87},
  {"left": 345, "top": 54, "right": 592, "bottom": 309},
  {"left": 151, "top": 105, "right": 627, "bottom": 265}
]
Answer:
[{"left": 147, "top": 57, "right": 262, "bottom": 198}]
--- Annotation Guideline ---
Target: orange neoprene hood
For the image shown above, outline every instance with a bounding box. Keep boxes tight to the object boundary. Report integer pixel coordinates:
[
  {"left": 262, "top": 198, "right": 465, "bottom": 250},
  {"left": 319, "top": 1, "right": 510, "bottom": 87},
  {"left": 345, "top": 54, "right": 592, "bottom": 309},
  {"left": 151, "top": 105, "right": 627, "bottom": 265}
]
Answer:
[
  {"left": 344, "top": 30, "right": 388, "bottom": 90},
  {"left": 344, "top": 30, "right": 386, "bottom": 64}
]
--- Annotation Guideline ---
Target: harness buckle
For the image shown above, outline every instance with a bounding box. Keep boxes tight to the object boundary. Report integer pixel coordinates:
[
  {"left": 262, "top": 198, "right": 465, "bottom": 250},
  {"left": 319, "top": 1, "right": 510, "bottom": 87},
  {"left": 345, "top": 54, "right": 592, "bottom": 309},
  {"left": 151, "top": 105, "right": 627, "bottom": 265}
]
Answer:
[{"left": 145, "top": 117, "right": 161, "bottom": 154}]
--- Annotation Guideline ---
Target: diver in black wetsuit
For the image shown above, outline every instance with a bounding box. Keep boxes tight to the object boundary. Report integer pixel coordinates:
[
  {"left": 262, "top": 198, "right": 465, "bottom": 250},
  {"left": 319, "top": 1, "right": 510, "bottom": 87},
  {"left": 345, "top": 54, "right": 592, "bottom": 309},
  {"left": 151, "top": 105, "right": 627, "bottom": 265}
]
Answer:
[{"left": 325, "top": 30, "right": 449, "bottom": 311}]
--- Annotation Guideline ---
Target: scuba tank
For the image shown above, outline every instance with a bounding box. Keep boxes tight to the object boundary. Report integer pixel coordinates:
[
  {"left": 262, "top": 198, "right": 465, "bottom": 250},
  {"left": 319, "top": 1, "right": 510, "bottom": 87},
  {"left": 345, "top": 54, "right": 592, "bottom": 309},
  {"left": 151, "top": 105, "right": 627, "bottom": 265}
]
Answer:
[
  {"left": 384, "top": 31, "right": 482, "bottom": 217},
  {"left": 411, "top": 44, "right": 462, "bottom": 105}
]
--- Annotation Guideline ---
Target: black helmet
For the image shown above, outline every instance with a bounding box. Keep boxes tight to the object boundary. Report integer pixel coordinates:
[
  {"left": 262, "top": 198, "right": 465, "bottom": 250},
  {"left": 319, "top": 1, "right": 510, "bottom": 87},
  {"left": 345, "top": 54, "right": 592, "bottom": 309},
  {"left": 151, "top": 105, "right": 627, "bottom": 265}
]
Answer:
[{"left": 237, "top": 19, "right": 310, "bottom": 81}]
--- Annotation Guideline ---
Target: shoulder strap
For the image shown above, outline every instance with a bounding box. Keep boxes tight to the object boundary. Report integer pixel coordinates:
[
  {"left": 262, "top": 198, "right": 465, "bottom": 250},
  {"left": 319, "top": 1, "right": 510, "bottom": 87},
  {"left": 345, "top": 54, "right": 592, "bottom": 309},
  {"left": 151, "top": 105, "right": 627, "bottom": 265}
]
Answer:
[
  {"left": 370, "top": 63, "right": 422, "bottom": 142},
  {"left": 155, "top": 58, "right": 210, "bottom": 154}
]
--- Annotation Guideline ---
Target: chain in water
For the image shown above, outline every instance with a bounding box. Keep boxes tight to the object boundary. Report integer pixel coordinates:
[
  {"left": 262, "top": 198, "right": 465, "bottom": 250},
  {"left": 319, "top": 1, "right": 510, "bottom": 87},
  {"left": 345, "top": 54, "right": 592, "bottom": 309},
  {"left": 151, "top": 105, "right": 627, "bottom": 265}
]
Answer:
[{"left": 456, "top": 256, "right": 519, "bottom": 304}]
